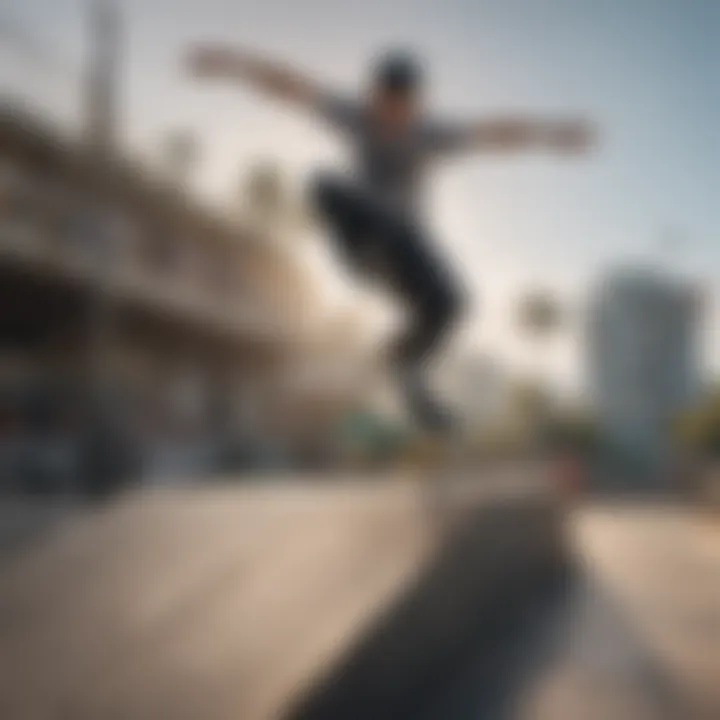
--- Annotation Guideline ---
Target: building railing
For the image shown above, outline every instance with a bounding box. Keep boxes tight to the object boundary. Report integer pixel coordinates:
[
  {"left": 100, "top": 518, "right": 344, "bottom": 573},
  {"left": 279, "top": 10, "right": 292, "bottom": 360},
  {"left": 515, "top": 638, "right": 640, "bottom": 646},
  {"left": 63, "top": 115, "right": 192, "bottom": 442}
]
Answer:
[{"left": 0, "top": 201, "right": 307, "bottom": 342}]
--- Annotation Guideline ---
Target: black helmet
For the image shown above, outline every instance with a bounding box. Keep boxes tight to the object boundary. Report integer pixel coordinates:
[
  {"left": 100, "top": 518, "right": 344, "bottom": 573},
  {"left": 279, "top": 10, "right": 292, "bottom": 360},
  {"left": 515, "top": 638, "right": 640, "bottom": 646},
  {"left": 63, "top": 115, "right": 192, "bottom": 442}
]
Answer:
[{"left": 374, "top": 50, "right": 423, "bottom": 93}]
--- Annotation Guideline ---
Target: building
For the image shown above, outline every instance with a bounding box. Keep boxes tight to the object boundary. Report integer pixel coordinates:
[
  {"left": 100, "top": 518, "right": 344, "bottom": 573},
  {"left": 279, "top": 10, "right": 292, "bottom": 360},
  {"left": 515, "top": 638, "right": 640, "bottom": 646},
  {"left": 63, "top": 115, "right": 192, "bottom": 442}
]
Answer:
[
  {"left": 587, "top": 266, "right": 701, "bottom": 476},
  {"left": 0, "top": 103, "right": 359, "bottom": 492}
]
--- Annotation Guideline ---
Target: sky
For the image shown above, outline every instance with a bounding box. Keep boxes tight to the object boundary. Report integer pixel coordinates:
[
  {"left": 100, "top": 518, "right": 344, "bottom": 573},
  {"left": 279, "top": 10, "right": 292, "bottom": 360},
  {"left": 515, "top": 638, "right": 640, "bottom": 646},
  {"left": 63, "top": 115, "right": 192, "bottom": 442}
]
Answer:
[{"left": 1, "top": 0, "right": 718, "bottom": 394}]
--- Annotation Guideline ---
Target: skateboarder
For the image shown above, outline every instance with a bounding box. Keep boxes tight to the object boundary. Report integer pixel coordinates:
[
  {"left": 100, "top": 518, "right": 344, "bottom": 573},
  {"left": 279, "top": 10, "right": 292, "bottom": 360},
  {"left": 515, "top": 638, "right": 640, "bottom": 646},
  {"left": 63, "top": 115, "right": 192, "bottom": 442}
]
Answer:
[{"left": 186, "top": 46, "right": 593, "bottom": 430}]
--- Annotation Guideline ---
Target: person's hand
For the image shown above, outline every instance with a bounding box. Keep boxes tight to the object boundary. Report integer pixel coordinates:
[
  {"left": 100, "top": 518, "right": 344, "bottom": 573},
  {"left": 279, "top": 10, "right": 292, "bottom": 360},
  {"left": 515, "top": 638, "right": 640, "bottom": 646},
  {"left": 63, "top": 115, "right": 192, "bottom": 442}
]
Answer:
[
  {"left": 185, "top": 45, "right": 238, "bottom": 79},
  {"left": 548, "top": 119, "right": 596, "bottom": 154}
]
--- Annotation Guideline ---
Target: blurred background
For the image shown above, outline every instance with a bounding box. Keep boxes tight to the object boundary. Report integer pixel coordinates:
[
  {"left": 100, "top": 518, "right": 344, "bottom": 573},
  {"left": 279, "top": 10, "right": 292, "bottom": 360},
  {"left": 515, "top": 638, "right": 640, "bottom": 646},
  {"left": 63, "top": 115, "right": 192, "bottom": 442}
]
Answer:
[
  {"left": 0, "top": 2, "right": 717, "bottom": 719},
  {"left": 0, "top": 0, "right": 716, "bottom": 496}
]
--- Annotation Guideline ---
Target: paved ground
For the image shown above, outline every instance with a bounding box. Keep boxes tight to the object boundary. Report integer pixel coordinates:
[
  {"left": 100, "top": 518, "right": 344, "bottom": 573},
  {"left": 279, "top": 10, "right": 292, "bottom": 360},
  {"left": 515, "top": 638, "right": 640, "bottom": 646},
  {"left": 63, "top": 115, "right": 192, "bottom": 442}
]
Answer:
[
  {"left": 0, "top": 474, "right": 560, "bottom": 720},
  {"left": 1, "top": 480, "right": 716, "bottom": 720},
  {"left": 0, "top": 496, "right": 78, "bottom": 557},
  {"left": 422, "top": 502, "right": 720, "bottom": 720},
  {"left": 0, "top": 481, "right": 426, "bottom": 719}
]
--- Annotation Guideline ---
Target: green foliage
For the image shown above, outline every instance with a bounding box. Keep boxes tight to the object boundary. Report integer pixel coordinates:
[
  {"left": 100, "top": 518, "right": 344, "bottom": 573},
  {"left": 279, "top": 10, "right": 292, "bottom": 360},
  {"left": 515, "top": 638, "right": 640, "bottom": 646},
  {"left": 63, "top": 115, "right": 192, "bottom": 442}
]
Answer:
[
  {"left": 674, "top": 385, "right": 720, "bottom": 457},
  {"left": 339, "top": 411, "right": 408, "bottom": 467},
  {"left": 240, "top": 161, "right": 314, "bottom": 237},
  {"left": 517, "top": 291, "right": 562, "bottom": 339},
  {"left": 508, "top": 377, "right": 598, "bottom": 455},
  {"left": 545, "top": 411, "right": 599, "bottom": 454},
  {"left": 243, "top": 162, "right": 286, "bottom": 214},
  {"left": 510, "top": 380, "right": 551, "bottom": 422}
]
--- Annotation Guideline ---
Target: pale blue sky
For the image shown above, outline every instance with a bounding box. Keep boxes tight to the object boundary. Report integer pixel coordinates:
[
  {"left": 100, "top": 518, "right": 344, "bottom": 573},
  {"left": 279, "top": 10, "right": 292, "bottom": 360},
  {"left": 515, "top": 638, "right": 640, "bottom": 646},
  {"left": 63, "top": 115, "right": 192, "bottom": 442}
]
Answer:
[{"left": 1, "top": 0, "right": 718, "bottom": 390}]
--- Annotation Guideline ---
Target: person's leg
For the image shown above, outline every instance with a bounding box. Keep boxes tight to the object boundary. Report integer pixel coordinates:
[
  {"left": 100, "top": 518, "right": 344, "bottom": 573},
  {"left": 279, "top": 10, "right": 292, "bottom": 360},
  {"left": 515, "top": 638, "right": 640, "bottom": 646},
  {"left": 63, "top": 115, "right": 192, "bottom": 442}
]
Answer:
[
  {"left": 312, "top": 172, "right": 466, "bottom": 429},
  {"left": 312, "top": 173, "right": 385, "bottom": 277},
  {"left": 392, "top": 283, "right": 462, "bottom": 366},
  {"left": 386, "top": 228, "right": 467, "bottom": 431}
]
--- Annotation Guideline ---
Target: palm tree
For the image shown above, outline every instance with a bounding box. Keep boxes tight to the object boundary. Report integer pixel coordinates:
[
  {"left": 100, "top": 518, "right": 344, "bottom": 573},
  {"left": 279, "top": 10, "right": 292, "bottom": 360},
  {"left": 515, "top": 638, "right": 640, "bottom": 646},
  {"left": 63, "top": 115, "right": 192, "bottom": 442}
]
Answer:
[
  {"left": 517, "top": 289, "right": 562, "bottom": 343},
  {"left": 515, "top": 289, "right": 563, "bottom": 443}
]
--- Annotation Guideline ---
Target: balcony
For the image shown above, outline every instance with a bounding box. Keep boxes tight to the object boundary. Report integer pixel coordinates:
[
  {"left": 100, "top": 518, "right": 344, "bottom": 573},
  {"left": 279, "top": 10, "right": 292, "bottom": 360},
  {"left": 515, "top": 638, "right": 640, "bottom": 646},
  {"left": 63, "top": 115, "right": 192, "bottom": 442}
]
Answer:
[{"left": 0, "top": 208, "right": 306, "bottom": 343}]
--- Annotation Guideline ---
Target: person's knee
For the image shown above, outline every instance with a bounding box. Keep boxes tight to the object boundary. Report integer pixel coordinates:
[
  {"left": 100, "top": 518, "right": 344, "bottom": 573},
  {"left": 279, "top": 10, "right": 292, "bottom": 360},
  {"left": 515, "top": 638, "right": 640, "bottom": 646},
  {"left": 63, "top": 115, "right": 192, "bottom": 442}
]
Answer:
[
  {"left": 430, "top": 281, "right": 466, "bottom": 330},
  {"left": 404, "top": 287, "right": 463, "bottom": 363},
  {"left": 310, "top": 172, "right": 346, "bottom": 215}
]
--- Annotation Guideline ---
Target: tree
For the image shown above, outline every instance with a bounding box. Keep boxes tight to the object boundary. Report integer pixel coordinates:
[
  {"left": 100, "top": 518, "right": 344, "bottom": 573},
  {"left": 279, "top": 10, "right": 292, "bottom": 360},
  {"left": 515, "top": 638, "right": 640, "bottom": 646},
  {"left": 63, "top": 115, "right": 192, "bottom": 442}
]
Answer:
[
  {"left": 244, "top": 162, "right": 285, "bottom": 218},
  {"left": 674, "top": 385, "right": 720, "bottom": 458},
  {"left": 239, "top": 161, "right": 312, "bottom": 239},
  {"left": 516, "top": 289, "right": 562, "bottom": 341},
  {"left": 514, "top": 290, "right": 564, "bottom": 445},
  {"left": 546, "top": 409, "right": 599, "bottom": 456},
  {"left": 509, "top": 378, "right": 552, "bottom": 432},
  {"left": 160, "top": 129, "right": 199, "bottom": 187}
]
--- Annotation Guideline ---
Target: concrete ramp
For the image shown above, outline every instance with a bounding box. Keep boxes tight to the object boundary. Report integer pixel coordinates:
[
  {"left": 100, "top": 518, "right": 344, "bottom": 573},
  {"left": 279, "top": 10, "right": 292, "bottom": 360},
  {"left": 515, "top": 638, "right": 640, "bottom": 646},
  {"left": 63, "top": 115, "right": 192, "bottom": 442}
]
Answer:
[{"left": 0, "top": 475, "right": 567, "bottom": 720}]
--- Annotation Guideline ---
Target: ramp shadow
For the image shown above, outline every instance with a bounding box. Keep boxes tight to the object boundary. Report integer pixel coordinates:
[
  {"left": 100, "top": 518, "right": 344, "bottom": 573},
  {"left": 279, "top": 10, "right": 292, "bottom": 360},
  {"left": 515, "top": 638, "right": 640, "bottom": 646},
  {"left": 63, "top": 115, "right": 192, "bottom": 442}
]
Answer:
[{"left": 284, "top": 497, "right": 568, "bottom": 720}]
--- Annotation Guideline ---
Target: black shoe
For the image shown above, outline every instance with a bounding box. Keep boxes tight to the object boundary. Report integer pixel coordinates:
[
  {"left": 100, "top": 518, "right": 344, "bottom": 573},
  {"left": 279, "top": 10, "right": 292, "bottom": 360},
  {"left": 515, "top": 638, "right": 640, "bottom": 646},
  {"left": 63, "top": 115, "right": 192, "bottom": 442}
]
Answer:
[{"left": 397, "top": 362, "right": 458, "bottom": 434}]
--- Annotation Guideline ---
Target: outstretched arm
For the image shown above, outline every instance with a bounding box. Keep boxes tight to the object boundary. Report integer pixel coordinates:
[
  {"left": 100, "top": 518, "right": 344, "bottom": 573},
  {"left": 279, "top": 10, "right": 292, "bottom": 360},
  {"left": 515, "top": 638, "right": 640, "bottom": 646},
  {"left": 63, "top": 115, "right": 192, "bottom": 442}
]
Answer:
[
  {"left": 434, "top": 117, "right": 595, "bottom": 155},
  {"left": 475, "top": 117, "right": 594, "bottom": 153},
  {"left": 185, "top": 44, "right": 324, "bottom": 108}
]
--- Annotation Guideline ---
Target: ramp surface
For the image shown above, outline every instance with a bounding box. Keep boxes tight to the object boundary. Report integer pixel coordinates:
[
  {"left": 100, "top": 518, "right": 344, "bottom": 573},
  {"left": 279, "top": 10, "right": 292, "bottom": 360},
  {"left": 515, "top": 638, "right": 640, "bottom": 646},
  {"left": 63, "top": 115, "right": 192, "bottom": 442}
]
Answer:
[{"left": 0, "top": 474, "right": 565, "bottom": 720}]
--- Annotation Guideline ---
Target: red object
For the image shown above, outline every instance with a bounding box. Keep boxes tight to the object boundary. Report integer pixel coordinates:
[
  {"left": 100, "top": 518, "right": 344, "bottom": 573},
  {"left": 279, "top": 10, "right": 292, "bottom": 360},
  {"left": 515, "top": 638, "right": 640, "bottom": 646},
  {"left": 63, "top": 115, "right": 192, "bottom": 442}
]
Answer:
[{"left": 556, "top": 453, "right": 584, "bottom": 500}]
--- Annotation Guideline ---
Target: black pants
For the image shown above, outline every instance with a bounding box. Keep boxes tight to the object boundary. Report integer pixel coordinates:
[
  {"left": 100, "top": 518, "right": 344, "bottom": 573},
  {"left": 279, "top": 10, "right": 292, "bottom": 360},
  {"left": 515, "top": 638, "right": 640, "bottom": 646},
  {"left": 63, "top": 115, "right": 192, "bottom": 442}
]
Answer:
[{"left": 313, "top": 174, "right": 465, "bottom": 424}]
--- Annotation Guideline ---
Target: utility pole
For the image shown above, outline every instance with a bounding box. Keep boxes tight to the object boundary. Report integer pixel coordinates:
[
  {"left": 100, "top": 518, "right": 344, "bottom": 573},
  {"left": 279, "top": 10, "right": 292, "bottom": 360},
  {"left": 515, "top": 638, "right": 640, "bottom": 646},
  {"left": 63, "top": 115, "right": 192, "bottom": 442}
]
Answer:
[
  {"left": 85, "top": 0, "right": 121, "bottom": 371},
  {"left": 85, "top": 0, "right": 120, "bottom": 157},
  {"left": 83, "top": 0, "right": 127, "bottom": 495}
]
